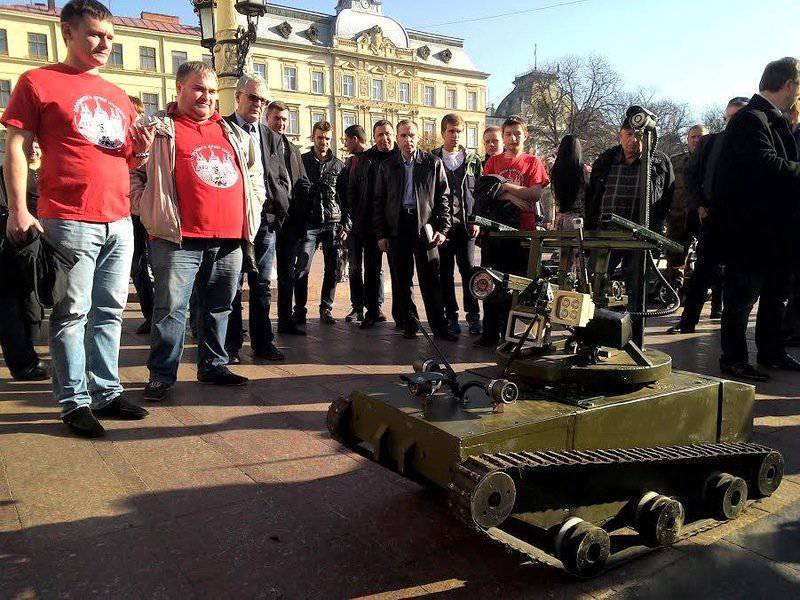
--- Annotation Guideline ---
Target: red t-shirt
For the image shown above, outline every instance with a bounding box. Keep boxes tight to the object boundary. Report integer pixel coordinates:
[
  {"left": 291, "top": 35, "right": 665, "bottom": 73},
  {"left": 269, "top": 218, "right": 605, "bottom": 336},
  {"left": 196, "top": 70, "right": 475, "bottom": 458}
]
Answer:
[
  {"left": 173, "top": 113, "right": 245, "bottom": 239},
  {"left": 0, "top": 63, "right": 137, "bottom": 222},
  {"left": 484, "top": 152, "right": 550, "bottom": 230}
]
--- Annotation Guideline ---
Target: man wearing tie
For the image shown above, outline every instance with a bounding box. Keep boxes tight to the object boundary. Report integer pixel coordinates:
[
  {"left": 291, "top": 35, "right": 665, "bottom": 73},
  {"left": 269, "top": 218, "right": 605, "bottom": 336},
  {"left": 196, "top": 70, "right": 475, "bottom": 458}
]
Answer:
[{"left": 225, "top": 75, "right": 291, "bottom": 362}]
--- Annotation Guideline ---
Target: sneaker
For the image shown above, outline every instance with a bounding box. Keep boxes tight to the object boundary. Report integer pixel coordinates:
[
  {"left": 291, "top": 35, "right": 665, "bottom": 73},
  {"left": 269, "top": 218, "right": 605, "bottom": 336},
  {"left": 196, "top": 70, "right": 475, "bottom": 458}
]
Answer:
[
  {"left": 253, "top": 343, "right": 285, "bottom": 361},
  {"left": 468, "top": 318, "right": 482, "bottom": 336},
  {"left": 135, "top": 319, "right": 152, "bottom": 335},
  {"left": 446, "top": 313, "right": 462, "bottom": 335},
  {"left": 198, "top": 367, "right": 249, "bottom": 386},
  {"left": 143, "top": 380, "right": 172, "bottom": 402},
  {"left": 62, "top": 407, "right": 105, "bottom": 438},
  {"left": 320, "top": 309, "right": 337, "bottom": 325},
  {"left": 227, "top": 350, "right": 242, "bottom": 365},
  {"left": 94, "top": 397, "right": 149, "bottom": 420},
  {"left": 375, "top": 310, "right": 388, "bottom": 323},
  {"left": 345, "top": 309, "right": 364, "bottom": 322},
  {"left": 666, "top": 324, "right": 695, "bottom": 334}
]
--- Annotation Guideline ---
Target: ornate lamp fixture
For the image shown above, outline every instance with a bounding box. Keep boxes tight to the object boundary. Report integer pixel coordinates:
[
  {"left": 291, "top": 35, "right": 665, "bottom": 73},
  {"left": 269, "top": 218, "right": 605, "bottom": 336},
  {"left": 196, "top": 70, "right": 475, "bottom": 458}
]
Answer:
[
  {"left": 192, "top": 0, "right": 267, "bottom": 77},
  {"left": 192, "top": 0, "right": 216, "bottom": 50}
]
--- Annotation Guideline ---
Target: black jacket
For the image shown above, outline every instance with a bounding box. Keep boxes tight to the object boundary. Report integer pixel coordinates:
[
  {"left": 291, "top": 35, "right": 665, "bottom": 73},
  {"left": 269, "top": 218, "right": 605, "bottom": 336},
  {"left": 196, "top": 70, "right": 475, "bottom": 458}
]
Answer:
[
  {"left": 585, "top": 145, "right": 675, "bottom": 231},
  {"left": 301, "top": 149, "right": 347, "bottom": 229},
  {"left": 431, "top": 146, "right": 482, "bottom": 232},
  {"left": 347, "top": 145, "right": 399, "bottom": 237},
  {"left": 714, "top": 94, "right": 800, "bottom": 266},
  {"left": 224, "top": 114, "right": 291, "bottom": 224},
  {"left": 373, "top": 150, "right": 451, "bottom": 239},
  {"left": 474, "top": 174, "right": 519, "bottom": 228},
  {"left": 279, "top": 135, "right": 312, "bottom": 235}
]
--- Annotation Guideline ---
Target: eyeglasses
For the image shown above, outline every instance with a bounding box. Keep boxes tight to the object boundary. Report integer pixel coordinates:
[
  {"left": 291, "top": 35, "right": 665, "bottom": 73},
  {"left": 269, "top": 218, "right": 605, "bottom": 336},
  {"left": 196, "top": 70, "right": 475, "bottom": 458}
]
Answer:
[{"left": 246, "top": 93, "right": 268, "bottom": 105}]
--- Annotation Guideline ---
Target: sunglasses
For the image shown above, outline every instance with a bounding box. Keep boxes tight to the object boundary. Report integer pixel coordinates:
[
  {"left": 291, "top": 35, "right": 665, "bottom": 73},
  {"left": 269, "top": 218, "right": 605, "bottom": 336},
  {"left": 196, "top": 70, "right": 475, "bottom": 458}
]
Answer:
[{"left": 245, "top": 93, "right": 268, "bottom": 105}]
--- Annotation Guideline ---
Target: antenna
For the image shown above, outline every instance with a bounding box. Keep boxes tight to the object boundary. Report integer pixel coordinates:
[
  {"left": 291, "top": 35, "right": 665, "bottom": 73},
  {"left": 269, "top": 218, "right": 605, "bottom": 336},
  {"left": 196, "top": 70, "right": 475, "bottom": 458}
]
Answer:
[{"left": 534, "top": 43, "right": 538, "bottom": 70}]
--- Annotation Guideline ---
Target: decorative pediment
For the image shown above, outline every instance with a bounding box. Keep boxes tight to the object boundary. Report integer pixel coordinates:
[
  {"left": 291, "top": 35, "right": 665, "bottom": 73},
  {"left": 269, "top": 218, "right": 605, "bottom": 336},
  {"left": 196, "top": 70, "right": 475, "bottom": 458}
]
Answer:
[
  {"left": 355, "top": 25, "right": 397, "bottom": 58},
  {"left": 275, "top": 21, "right": 292, "bottom": 39},
  {"left": 417, "top": 45, "right": 430, "bottom": 60},
  {"left": 337, "top": 59, "right": 358, "bottom": 70},
  {"left": 368, "top": 64, "right": 387, "bottom": 75},
  {"left": 438, "top": 49, "right": 452, "bottom": 63},
  {"left": 395, "top": 68, "right": 414, "bottom": 77}
]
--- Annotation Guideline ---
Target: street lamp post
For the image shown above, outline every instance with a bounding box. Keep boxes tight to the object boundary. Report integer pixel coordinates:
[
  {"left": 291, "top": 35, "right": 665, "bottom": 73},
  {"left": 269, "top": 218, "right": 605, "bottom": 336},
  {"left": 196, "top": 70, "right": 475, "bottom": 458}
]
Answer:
[{"left": 192, "top": 0, "right": 267, "bottom": 114}]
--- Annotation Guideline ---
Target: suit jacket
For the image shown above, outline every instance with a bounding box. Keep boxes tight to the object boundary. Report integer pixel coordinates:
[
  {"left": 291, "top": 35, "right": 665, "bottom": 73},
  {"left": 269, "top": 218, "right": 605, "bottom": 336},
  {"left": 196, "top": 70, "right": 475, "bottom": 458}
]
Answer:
[
  {"left": 373, "top": 149, "right": 451, "bottom": 239},
  {"left": 279, "top": 133, "right": 312, "bottom": 234},
  {"left": 224, "top": 114, "right": 291, "bottom": 224},
  {"left": 347, "top": 145, "right": 399, "bottom": 237},
  {"left": 714, "top": 94, "right": 800, "bottom": 266}
]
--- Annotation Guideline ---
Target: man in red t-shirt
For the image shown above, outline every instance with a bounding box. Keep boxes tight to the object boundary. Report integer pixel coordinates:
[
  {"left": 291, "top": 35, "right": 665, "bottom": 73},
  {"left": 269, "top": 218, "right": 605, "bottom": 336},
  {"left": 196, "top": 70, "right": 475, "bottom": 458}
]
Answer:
[
  {"left": 477, "top": 116, "right": 550, "bottom": 346},
  {"left": 1, "top": 0, "right": 154, "bottom": 438},
  {"left": 131, "top": 62, "right": 266, "bottom": 403}
]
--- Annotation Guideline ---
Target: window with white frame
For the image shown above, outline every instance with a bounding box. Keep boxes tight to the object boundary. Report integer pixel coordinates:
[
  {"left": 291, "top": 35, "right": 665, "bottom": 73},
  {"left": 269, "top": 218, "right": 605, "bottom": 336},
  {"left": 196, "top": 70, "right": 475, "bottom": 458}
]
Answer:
[
  {"left": 311, "top": 70, "right": 324, "bottom": 94},
  {"left": 0, "top": 30, "right": 7, "bottom": 54},
  {"left": 423, "top": 120, "right": 435, "bottom": 139},
  {"left": 252, "top": 62, "right": 266, "bottom": 81},
  {"left": 467, "top": 91, "right": 478, "bottom": 112},
  {"left": 467, "top": 126, "right": 478, "bottom": 149},
  {"left": 423, "top": 85, "right": 435, "bottom": 107},
  {"left": 28, "top": 33, "right": 47, "bottom": 59},
  {"left": 108, "top": 43, "right": 123, "bottom": 67},
  {"left": 283, "top": 66, "right": 297, "bottom": 91},
  {"left": 0, "top": 130, "right": 6, "bottom": 155},
  {"left": 398, "top": 82, "right": 410, "bottom": 104},
  {"left": 371, "top": 79, "right": 384, "bottom": 101},
  {"left": 288, "top": 109, "right": 299, "bottom": 135},
  {"left": 139, "top": 46, "right": 156, "bottom": 71},
  {"left": 446, "top": 89, "right": 457, "bottom": 110},
  {"left": 343, "top": 113, "right": 357, "bottom": 129},
  {"left": 311, "top": 110, "right": 325, "bottom": 126},
  {"left": 171, "top": 51, "right": 187, "bottom": 74},
  {"left": 0, "top": 80, "right": 10, "bottom": 108},
  {"left": 342, "top": 75, "right": 355, "bottom": 97},
  {"left": 142, "top": 93, "right": 159, "bottom": 118}
]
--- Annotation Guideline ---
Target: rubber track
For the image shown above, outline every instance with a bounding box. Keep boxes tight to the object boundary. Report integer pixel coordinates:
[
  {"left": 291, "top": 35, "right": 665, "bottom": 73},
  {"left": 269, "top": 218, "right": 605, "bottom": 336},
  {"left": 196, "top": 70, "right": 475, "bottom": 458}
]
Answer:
[{"left": 448, "top": 442, "right": 773, "bottom": 527}]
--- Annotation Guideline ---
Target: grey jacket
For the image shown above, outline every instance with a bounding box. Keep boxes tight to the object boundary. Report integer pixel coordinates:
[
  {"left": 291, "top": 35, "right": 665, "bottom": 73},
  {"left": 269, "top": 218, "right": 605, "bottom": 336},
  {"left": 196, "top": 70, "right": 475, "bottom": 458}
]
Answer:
[{"left": 130, "top": 106, "right": 266, "bottom": 244}]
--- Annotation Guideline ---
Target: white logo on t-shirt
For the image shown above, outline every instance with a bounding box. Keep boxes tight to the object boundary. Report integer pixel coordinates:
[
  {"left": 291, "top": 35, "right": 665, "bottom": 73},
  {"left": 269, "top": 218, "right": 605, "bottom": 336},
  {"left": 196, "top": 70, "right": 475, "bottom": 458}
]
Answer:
[
  {"left": 73, "top": 95, "right": 127, "bottom": 150},
  {"left": 191, "top": 145, "right": 239, "bottom": 188}
]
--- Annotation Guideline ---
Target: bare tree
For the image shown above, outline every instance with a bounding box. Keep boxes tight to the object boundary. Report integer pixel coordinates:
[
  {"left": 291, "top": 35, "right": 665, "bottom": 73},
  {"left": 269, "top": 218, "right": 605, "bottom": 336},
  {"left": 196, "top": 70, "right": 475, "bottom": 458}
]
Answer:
[
  {"left": 699, "top": 104, "right": 726, "bottom": 134},
  {"left": 525, "top": 55, "right": 622, "bottom": 159}
]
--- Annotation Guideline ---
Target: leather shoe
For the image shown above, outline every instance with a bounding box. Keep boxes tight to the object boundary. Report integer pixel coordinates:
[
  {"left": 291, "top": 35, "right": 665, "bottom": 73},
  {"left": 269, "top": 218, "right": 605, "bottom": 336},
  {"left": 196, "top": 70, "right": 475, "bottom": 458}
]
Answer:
[
  {"left": 94, "top": 397, "right": 149, "bottom": 420},
  {"left": 345, "top": 309, "right": 363, "bottom": 322},
  {"left": 360, "top": 315, "right": 376, "bottom": 329},
  {"left": 198, "top": 367, "right": 249, "bottom": 386},
  {"left": 227, "top": 350, "right": 241, "bottom": 365},
  {"left": 253, "top": 344, "right": 285, "bottom": 361},
  {"left": 757, "top": 353, "right": 800, "bottom": 372},
  {"left": 13, "top": 361, "right": 50, "bottom": 381},
  {"left": 320, "top": 309, "right": 337, "bottom": 325},
  {"left": 293, "top": 312, "right": 306, "bottom": 325},
  {"left": 402, "top": 327, "right": 419, "bottom": 339},
  {"left": 434, "top": 330, "right": 459, "bottom": 342},
  {"left": 666, "top": 324, "right": 695, "bottom": 334},
  {"left": 720, "top": 361, "right": 770, "bottom": 382},
  {"left": 278, "top": 323, "right": 306, "bottom": 336},
  {"left": 62, "top": 406, "right": 105, "bottom": 438},
  {"left": 143, "top": 380, "right": 172, "bottom": 402},
  {"left": 375, "top": 311, "right": 388, "bottom": 323}
]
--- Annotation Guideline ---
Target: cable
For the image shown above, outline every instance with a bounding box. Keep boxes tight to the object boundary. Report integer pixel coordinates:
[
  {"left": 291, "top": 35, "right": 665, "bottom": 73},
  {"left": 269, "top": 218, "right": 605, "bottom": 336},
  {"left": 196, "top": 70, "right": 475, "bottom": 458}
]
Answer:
[
  {"left": 627, "top": 250, "right": 681, "bottom": 318},
  {"left": 416, "top": 0, "right": 592, "bottom": 28}
]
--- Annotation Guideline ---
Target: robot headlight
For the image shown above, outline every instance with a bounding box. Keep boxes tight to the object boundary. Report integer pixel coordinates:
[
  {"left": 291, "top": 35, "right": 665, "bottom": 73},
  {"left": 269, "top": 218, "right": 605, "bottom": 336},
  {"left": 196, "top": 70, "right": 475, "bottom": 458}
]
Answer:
[{"left": 469, "top": 269, "right": 501, "bottom": 301}]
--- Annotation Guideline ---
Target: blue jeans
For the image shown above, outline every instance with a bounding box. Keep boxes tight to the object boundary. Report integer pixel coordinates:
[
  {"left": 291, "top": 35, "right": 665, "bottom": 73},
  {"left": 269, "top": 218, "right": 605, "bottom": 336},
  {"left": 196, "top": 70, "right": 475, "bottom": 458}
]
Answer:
[
  {"left": 42, "top": 217, "right": 134, "bottom": 415},
  {"left": 148, "top": 238, "right": 242, "bottom": 384},
  {"left": 295, "top": 227, "right": 338, "bottom": 315},
  {"left": 227, "top": 223, "right": 277, "bottom": 352}
]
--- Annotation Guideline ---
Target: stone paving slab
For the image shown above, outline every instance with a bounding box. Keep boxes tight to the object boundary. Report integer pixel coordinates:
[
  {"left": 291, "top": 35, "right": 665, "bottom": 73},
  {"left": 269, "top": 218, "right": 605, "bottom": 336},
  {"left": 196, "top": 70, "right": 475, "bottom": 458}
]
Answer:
[{"left": 1, "top": 259, "right": 799, "bottom": 598}]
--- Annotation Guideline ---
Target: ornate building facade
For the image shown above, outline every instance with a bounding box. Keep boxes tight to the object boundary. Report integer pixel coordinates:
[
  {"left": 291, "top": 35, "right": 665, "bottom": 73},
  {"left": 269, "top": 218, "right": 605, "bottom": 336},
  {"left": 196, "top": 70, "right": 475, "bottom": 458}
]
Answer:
[{"left": 0, "top": 1, "right": 488, "bottom": 156}]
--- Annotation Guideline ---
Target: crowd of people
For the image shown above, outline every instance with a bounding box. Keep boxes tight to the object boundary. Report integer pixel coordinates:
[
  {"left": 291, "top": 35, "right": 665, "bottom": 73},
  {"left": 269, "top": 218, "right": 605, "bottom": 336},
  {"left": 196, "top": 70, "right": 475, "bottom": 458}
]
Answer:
[{"left": 1, "top": 0, "right": 799, "bottom": 439}]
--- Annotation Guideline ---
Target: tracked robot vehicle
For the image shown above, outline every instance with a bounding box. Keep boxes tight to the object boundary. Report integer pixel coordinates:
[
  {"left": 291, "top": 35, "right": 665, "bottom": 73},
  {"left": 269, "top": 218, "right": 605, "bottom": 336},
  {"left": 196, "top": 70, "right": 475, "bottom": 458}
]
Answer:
[{"left": 326, "top": 108, "right": 783, "bottom": 577}]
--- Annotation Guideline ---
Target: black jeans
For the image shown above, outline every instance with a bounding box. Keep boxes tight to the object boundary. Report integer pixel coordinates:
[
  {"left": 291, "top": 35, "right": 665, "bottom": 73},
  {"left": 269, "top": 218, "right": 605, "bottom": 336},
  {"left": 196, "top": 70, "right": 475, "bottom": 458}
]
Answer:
[
  {"left": 679, "top": 220, "right": 723, "bottom": 329},
  {"left": 276, "top": 228, "right": 304, "bottom": 325},
  {"left": 389, "top": 212, "right": 447, "bottom": 333},
  {"left": 130, "top": 215, "right": 154, "bottom": 321},
  {"left": 295, "top": 227, "right": 338, "bottom": 315},
  {"left": 226, "top": 222, "right": 277, "bottom": 353},
  {"left": 0, "top": 287, "right": 40, "bottom": 376},
  {"left": 481, "top": 238, "right": 528, "bottom": 342},
  {"left": 440, "top": 225, "right": 479, "bottom": 321},
  {"left": 348, "top": 232, "right": 384, "bottom": 315},
  {"left": 720, "top": 262, "right": 789, "bottom": 365}
]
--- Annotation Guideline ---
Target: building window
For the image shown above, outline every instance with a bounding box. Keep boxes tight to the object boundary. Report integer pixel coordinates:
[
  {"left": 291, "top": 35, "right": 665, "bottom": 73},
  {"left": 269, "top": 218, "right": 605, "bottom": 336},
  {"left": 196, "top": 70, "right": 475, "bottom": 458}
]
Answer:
[
  {"left": 171, "top": 51, "right": 187, "bottom": 74},
  {"left": 424, "top": 85, "right": 435, "bottom": 107},
  {"left": 0, "top": 80, "right": 10, "bottom": 108},
  {"left": 467, "top": 126, "right": 478, "bottom": 149},
  {"left": 283, "top": 66, "right": 297, "bottom": 91},
  {"left": 142, "top": 93, "right": 159, "bottom": 118},
  {"left": 0, "top": 29, "right": 8, "bottom": 54},
  {"left": 371, "top": 79, "right": 384, "bottom": 101},
  {"left": 342, "top": 75, "right": 354, "bottom": 97},
  {"left": 139, "top": 46, "right": 156, "bottom": 71},
  {"left": 107, "top": 43, "right": 123, "bottom": 67},
  {"left": 311, "top": 110, "right": 325, "bottom": 126},
  {"left": 371, "top": 116, "right": 386, "bottom": 132},
  {"left": 343, "top": 113, "right": 357, "bottom": 129},
  {"left": 467, "top": 91, "right": 478, "bottom": 112},
  {"left": 28, "top": 33, "right": 47, "bottom": 59},
  {"left": 0, "top": 130, "right": 6, "bottom": 155},
  {"left": 311, "top": 70, "right": 324, "bottom": 94},
  {"left": 446, "top": 89, "right": 457, "bottom": 110},
  {"left": 398, "top": 82, "right": 410, "bottom": 104},
  {"left": 288, "top": 109, "right": 299, "bottom": 135},
  {"left": 252, "top": 62, "right": 266, "bottom": 81},
  {"left": 423, "top": 120, "right": 435, "bottom": 139},
  {"left": 202, "top": 54, "right": 213, "bottom": 67}
]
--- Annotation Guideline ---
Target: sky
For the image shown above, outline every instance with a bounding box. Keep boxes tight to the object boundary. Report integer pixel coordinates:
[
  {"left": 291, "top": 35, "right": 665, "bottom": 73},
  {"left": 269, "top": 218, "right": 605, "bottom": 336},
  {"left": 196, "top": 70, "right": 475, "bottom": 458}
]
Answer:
[{"left": 100, "top": 0, "right": 798, "bottom": 118}]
